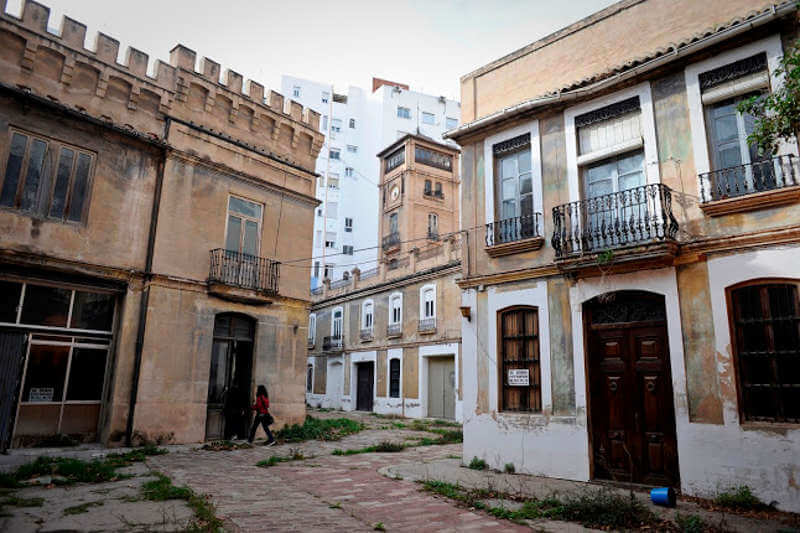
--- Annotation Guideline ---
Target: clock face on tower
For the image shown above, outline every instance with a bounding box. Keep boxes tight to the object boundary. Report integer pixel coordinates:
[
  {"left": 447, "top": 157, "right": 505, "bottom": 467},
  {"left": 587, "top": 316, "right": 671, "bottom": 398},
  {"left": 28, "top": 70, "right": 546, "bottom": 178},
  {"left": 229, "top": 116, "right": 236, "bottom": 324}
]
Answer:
[{"left": 390, "top": 185, "right": 400, "bottom": 201}]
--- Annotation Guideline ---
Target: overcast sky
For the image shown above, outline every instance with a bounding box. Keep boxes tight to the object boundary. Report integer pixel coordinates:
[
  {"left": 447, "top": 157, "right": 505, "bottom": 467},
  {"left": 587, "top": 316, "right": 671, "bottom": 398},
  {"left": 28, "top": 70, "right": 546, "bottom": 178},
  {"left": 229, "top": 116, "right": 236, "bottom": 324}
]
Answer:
[{"left": 7, "top": 0, "right": 617, "bottom": 101}]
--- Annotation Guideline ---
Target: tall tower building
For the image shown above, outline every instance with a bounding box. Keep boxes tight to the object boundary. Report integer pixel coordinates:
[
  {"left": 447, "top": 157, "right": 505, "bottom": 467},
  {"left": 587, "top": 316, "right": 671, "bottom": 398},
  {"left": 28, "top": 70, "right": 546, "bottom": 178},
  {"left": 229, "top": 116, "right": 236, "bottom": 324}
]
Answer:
[{"left": 280, "top": 76, "right": 460, "bottom": 287}]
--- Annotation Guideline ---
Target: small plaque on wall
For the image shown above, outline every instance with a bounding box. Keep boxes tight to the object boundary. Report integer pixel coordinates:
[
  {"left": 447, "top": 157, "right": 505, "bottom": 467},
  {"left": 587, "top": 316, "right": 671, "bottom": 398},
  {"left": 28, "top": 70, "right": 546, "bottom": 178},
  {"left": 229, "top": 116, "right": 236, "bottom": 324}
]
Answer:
[
  {"left": 29, "top": 387, "right": 54, "bottom": 402},
  {"left": 507, "top": 369, "right": 529, "bottom": 386}
]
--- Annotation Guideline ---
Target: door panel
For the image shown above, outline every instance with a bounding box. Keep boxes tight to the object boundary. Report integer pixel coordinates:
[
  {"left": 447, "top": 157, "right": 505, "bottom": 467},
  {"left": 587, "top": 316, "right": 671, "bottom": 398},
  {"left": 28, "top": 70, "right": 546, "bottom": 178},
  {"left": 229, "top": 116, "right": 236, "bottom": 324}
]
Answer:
[
  {"left": 356, "top": 363, "right": 374, "bottom": 412},
  {"left": 587, "top": 296, "right": 679, "bottom": 486},
  {"left": 0, "top": 331, "right": 27, "bottom": 452},
  {"left": 428, "top": 357, "right": 456, "bottom": 420}
]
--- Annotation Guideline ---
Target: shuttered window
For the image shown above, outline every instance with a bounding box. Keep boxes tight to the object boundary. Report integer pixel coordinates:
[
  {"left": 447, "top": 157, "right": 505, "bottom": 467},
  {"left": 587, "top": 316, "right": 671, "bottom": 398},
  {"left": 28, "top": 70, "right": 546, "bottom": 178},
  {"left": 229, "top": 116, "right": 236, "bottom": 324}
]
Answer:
[
  {"left": 730, "top": 281, "right": 800, "bottom": 423},
  {"left": 389, "top": 359, "right": 400, "bottom": 398},
  {"left": 499, "top": 306, "right": 541, "bottom": 412}
]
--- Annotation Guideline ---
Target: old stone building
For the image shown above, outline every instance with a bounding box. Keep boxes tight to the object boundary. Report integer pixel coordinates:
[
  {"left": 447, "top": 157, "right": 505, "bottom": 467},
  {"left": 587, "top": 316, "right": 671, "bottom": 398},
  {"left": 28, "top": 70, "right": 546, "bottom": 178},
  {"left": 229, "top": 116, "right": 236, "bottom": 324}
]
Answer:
[
  {"left": 306, "top": 134, "right": 463, "bottom": 420},
  {"left": 447, "top": 0, "right": 800, "bottom": 513},
  {"left": 0, "top": 0, "right": 324, "bottom": 448}
]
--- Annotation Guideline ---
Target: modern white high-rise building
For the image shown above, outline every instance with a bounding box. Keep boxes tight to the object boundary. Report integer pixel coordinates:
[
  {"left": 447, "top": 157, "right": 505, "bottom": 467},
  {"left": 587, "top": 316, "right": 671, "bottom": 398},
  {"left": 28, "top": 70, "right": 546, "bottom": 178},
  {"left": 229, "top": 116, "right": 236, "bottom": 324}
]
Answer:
[{"left": 280, "top": 75, "right": 460, "bottom": 288}]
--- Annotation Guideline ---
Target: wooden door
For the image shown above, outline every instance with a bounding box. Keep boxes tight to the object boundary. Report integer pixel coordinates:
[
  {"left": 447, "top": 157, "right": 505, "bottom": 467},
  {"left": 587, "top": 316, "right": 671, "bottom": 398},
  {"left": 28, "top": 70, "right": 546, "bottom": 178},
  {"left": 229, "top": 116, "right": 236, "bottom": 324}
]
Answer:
[
  {"left": 356, "top": 363, "right": 374, "bottom": 412},
  {"left": 428, "top": 357, "right": 455, "bottom": 419},
  {"left": 586, "top": 294, "right": 679, "bottom": 486}
]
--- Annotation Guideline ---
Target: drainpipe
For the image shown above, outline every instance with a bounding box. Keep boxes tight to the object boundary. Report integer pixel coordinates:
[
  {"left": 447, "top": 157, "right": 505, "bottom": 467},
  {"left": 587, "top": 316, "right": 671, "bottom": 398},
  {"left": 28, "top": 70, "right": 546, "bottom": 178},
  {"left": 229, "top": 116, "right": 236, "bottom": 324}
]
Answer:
[{"left": 125, "top": 117, "right": 170, "bottom": 446}]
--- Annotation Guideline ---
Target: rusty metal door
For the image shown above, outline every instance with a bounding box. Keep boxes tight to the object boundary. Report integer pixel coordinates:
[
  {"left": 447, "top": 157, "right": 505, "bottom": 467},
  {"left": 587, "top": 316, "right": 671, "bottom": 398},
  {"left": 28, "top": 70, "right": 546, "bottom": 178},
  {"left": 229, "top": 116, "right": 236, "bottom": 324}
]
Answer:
[{"left": 0, "top": 331, "right": 27, "bottom": 452}]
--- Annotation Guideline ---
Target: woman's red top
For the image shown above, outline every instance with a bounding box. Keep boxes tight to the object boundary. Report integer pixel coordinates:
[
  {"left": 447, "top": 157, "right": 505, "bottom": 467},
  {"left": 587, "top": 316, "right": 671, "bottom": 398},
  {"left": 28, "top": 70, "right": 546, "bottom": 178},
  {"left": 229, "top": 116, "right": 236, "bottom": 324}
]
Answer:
[{"left": 253, "top": 395, "right": 269, "bottom": 414}]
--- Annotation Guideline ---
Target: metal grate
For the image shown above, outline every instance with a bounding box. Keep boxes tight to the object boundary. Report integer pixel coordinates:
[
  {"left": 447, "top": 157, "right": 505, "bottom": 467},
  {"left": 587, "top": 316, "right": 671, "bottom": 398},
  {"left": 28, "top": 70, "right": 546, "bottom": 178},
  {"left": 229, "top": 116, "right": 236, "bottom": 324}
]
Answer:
[
  {"left": 384, "top": 148, "right": 405, "bottom": 173},
  {"left": 322, "top": 335, "right": 343, "bottom": 352},
  {"left": 208, "top": 249, "right": 279, "bottom": 294},
  {"left": 418, "top": 317, "right": 436, "bottom": 332},
  {"left": 700, "top": 154, "right": 798, "bottom": 202},
  {"left": 574, "top": 97, "right": 640, "bottom": 128},
  {"left": 486, "top": 213, "right": 541, "bottom": 246},
  {"left": 493, "top": 133, "right": 530, "bottom": 155},
  {"left": 699, "top": 52, "right": 767, "bottom": 92}
]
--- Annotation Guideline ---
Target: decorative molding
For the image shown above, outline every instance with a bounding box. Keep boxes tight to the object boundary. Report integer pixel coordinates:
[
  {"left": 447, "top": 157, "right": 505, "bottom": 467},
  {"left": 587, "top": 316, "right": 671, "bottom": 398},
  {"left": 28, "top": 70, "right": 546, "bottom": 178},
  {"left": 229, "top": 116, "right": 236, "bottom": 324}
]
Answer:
[
  {"left": 699, "top": 52, "right": 767, "bottom": 92},
  {"left": 700, "top": 185, "right": 800, "bottom": 216},
  {"left": 493, "top": 133, "right": 530, "bottom": 155},
  {"left": 485, "top": 236, "right": 544, "bottom": 258},
  {"left": 574, "top": 96, "right": 640, "bottom": 128}
]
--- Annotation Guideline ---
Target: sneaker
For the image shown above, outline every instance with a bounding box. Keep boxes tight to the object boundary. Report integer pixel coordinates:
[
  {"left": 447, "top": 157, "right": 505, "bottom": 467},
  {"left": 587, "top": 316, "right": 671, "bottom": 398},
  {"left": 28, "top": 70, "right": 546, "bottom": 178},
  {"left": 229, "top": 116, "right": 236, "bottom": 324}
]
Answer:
[{"left": 267, "top": 440, "right": 277, "bottom": 447}]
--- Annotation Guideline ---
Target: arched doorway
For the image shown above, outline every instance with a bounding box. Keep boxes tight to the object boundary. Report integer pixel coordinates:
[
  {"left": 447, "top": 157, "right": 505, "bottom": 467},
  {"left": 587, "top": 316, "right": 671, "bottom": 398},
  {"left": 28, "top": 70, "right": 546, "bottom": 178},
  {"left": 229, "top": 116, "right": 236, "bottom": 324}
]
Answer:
[
  {"left": 584, "top": 291, "right": 679, "bottom": 486},
  {"left": 206, "top": 314, "right": 255, "bottom": 441}
]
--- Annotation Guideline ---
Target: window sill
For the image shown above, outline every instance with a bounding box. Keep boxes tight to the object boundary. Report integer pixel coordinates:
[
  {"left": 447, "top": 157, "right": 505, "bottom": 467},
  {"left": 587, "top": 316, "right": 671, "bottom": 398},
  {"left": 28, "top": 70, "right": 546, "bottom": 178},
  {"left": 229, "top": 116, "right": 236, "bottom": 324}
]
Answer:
[
  {"left": 485, "top": 236, "right": 544, "bottom": 258},
  {"left": 418, "top": 327, "right": 437, "bottom": 335},
  {"left": 700, "top": 185, "right": 800, "bottom": 217}
]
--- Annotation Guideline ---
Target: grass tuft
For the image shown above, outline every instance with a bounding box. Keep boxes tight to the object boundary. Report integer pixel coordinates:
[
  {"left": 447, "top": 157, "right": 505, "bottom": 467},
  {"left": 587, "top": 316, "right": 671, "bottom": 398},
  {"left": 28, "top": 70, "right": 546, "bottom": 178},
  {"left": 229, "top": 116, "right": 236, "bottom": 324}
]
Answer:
[
  {"left": 142, "top": 473, "right": 192, "bottom": 501},
  {"left": 675, "top": 512, "right": 706, "bottom": 533},
  {"left": 63, "top": 501, "right": 104, "bottom": 515},
  {"left": 332, "top": 441, "right": 406, "bottom": 456},
  {"left": 276, "top": 416, "right": 364, "bottom": 443},
  {"left": 504, "top": 463, "right": 516, "bottom": 474},
  {"left": 468, "top": 457, "right": 488, "bottom": 470},
  {"left": 2, "top": 495, "right": 44, "bottom": 507},
  {"left": 713, "top": 486, "right": 772, "bottom": 511}
]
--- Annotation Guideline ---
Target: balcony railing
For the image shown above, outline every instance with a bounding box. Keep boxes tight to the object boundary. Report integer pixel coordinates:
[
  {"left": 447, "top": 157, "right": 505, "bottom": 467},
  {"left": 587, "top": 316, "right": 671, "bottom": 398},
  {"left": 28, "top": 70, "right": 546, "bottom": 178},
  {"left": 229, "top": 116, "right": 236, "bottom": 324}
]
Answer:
[
  {"left": 551, "top": 184, "right": 678, "bottom": 258},
  {"left": 322, "top": 335, "right": 343, "bottom": 351},
  {"left": 486, "top": 213, "right": 541, "bottom": 247},
  {"left": 208, "top": 249, "right": 279, "bottom": 294},
  {"left": 382, "top": 232, "right": 401, "bottom": 251},
  {"left": 360, "top": 328, "right": 374, "bottom": 341},
  {"left": 700, "top": 154, "right": 799, "bottom": 202},
  {"left": 424, "top": 189, "right": 444, "bottom": 199},
  {"left": 427, "top": 229, "right": 439, "bottom": 240},
  {"left": 418, "top": 317, "right": 436, "bottom": 332},
  {"left": 387, "top": 323, "right": 402, "bottom": 337}
]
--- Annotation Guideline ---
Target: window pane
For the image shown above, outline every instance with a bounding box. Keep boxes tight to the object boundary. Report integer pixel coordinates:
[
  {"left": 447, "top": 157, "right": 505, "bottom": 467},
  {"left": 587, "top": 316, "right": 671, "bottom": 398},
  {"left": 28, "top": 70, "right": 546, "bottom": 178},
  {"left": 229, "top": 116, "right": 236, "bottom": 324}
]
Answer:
[
  {"left": 70, "top": 291, "right": 115, "bottom": 331},
  {"left": 22, "top": 344, "right": 69, "bottom": 403},
  {"left": 520, "top": 195, "right": 533, "bottom": 216},
  {"left": 519, "top": 173, "right": 532, "bottom": 195},
  {"left": 49, "top": 148, "right": 74, "bottom": 219},
  {"left": 587, "top": 179, "right": 613, "bottom": 199},
  {"left": 225, "top": 215, "right": 242, "bottom": 252},
  {"left": 712, "top": 109, "right": 739, "bottom": 142},
  {"left": 67, "top": 153, "right": 91, "bottom": 221},
  {"left": 501, "top": 179, "right": 516, "bottom": 201},
  {"left": 501, "top": 156, "right": 516, "bottom": 179},
  {"left": 1, "top": 133, "right": 28, "bottom": 206},
  {"left": 518, "top": 150, "right": 531, "bottom": 173},
  {"left": 0, "top": 280, "right": 22, "bottom": 323},
  {"left": 21, "top": 284, "right": 71, "bottom": 327},
  {"left": 20, "top": 139, "right": 48, "bottom": 212},
  {"left": 66, "top": 348, "right": 107, "bottom": 401},
  {"left": 501, "top": 200, "right": 516, "bottom": 219},
  {"left": 618, "top": 152, "right": 644, "bottom": 175},
  {"left": 618, "top": 170, "right": 645, "bottom": 192},
  {"left": 207, "top": 341, "right": 229, "bottom": 404},
  {"left": 228, "top": 196, "right": 261, "bottom": 219},
  {"left": 243, "top": 220, "right": 259, "bottom": 256}
]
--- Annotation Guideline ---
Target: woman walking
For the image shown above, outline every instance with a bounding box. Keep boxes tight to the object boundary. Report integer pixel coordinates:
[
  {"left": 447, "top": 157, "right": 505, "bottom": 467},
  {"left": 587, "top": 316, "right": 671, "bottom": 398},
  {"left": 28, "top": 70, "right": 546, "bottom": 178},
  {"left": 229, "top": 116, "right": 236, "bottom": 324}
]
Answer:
[{"left": 249, "top": 385, "right": 276, "bottom": 445}]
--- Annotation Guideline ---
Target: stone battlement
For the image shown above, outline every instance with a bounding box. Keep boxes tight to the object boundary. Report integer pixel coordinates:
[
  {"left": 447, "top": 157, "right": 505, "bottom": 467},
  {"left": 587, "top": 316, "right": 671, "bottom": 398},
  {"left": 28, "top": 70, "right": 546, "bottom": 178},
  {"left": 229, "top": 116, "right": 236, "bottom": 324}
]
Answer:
[{"left": 0, "top": 0, "right": 324, "bottom": 171}]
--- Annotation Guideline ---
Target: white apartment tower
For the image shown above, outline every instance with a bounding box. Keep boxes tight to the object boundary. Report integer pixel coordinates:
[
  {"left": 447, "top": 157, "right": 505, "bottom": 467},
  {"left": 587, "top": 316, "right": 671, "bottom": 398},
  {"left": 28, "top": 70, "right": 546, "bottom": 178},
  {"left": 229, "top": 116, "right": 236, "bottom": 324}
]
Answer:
[{"left": 280, "top": 76, "right": 460, "bottom": 287}]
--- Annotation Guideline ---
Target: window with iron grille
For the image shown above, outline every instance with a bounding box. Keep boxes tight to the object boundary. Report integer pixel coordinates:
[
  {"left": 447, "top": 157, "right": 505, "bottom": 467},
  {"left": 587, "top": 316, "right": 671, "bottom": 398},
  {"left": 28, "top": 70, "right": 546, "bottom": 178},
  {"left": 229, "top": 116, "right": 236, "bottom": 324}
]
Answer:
[
  {"left": 1, "top": 130, "right": 95, "bottom": 223},
  {"left": 730, "top": 281, "right": 800, "bottom": 423},
  {"left": 389, "top": 359, "right": 401, "bottom": 398},
  {"left": 499, "top": 306, "right": 541, "bottom": 412}
]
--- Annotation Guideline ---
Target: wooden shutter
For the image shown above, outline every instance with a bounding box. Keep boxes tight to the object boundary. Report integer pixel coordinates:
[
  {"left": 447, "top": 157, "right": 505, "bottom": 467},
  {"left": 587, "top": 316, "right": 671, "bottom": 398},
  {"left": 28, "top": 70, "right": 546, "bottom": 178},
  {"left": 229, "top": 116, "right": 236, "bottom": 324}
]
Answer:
[{"left": 499, "top": 307, "right": 541, "bottom": 412}]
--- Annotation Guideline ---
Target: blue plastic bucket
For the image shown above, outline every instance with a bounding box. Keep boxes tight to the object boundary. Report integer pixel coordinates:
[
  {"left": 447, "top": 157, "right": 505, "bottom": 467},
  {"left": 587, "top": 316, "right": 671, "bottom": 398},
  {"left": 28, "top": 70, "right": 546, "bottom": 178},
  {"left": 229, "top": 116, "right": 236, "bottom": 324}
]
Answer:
[{"left": 650, "top": 487, "right": 676, "bottom": 507}]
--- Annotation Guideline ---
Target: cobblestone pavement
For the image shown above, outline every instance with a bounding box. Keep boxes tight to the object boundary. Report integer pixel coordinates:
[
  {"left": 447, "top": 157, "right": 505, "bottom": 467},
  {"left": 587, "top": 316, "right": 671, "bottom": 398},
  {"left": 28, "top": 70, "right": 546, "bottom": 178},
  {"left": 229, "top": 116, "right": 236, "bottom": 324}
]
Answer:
[{"left": 149, "top": 430, "right": 525, "bottom": 532}]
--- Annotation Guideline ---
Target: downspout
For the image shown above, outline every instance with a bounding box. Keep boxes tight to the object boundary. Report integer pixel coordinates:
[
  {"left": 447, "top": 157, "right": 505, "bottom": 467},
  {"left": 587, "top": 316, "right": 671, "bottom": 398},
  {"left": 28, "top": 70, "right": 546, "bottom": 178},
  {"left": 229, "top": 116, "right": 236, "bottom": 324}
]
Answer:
[{"left": 125, "top": 117, "right": 170, "bottom": 446}]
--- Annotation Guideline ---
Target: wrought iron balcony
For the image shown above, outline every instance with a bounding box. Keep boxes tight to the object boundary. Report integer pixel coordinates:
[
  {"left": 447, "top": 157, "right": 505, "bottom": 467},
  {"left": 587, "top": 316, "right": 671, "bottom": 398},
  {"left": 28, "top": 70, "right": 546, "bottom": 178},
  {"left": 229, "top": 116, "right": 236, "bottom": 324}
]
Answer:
[
  {"left": 360, "top": 328, "right": 374, "bottom": 341},
  {"left": 427, "top": 229, "right": 439, "bottom": 240},
  {"left": 424, "top": 189, "right": 444, "bottom": 200},
  {"left": 322, "top": 335, "right": 343, "bottom": 352},
  {"left": 418, "top": 317, "right": 436, "bottom": 333},
  {"left": 208, "top": 249, "right": 279, "bottom": 294},
  {"left": 486, "top": 213, "right": 542, "bottom": 247},
  {"left": 382, "top": 232, "right": 401, "bottom": 251},
  {"left": 700, "top": 154, "right": 800, "bottom": 204},
  {"left": 387, "top": 323, "right": 402, "bottom": 337},
  {"left": 551, "top": 184, "right": 678, "bottom": 259}
]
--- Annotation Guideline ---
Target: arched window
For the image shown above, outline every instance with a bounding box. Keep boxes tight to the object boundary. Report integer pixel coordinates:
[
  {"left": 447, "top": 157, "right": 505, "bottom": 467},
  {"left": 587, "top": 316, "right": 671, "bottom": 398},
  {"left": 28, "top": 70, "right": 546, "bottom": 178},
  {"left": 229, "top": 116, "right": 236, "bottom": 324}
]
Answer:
[
  {"left": 332, "top": 307, "right": 343, "bottom": 338},
  {"left": 362, "top": 300, "right": 374, "bottom": 330},
  {"left": 428, "top": 213, "right": 438, "bottom": 238},
  {"left": 389, "top": 359, "right": 401, "bottom": 398},
  {"left": 306, "top": 364, "right": 314, "bottom": 393},
  {"left": 424, "top": 179, "right": 432, "bottom": 195},
  {"left": 728, "top": 280, "right": 800, "bottom": 423},
  {"left": 498, "top": 306, "right": 541, "bottom": 412},
  {"left": 389, "top": 292, "right": 403, "bottom": 325},
  {"left": 421, "top": 285, "right": 436, "bottom": 319},
  {"left": 308, "top": 313, "right": 316, "bottom": 344}
]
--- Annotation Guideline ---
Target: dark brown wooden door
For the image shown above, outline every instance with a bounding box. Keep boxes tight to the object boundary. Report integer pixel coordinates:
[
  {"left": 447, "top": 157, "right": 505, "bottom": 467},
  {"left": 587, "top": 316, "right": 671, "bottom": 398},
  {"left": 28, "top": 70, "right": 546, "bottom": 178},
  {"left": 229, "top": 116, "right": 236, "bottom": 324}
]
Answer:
[
  {"left": 586, "top": 294, "right": 679, "bottom": 486},
  {"left": 356, "top": 363, "right": 374, "bottom": 412}
]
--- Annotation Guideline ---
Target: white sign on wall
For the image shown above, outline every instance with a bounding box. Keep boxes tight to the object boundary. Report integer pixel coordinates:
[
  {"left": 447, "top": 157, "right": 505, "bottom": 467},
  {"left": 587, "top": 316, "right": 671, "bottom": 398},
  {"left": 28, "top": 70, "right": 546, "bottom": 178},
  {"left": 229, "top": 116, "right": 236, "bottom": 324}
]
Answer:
[
  {"left": 507, "top": 369, "right": 529, "bottom": 386},
  {"left": 29, "top": 387, "right": 54, "bottom": 402}
]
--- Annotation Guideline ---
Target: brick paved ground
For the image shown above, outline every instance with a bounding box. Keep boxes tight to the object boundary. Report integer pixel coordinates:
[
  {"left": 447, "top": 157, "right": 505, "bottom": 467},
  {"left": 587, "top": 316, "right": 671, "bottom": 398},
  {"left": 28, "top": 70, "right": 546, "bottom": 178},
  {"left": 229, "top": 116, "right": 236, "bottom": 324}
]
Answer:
[{"left": 149, "top": 432, "right": 525, "bottom": 532}]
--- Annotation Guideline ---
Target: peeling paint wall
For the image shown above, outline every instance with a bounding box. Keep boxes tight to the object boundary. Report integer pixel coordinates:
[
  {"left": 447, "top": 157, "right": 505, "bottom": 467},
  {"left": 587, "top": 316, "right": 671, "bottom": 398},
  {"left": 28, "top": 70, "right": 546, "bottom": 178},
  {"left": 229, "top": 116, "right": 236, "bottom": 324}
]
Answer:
[{"left": 546, "top": 277, "right": 575, "bottom": 415}]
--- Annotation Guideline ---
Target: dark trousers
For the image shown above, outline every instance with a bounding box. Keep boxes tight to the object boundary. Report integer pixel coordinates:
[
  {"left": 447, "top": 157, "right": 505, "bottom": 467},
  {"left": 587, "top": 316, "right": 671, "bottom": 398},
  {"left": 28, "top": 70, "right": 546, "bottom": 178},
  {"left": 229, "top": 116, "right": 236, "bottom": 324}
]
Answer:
[{"left": 249, "top": 414, "right": 274, "bottom": 443}]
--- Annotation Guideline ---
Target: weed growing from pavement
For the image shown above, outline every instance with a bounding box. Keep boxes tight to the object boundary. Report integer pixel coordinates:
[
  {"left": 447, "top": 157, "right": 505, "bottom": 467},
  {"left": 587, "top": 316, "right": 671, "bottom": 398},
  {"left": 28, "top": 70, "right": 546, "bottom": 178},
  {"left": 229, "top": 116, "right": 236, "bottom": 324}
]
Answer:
[
  {"left": 420, "top": 480, "right": 660, "bottom": 530},
  {"left": 256, "top": 448, "right": 307, "bottom": 467},
  {"left": 504, "top": 463, "right": 516, "bottom": 474},
  {"left": 713, "top": 486, "right": 772, "bottom": 511},
  {"left": 373, "top": 521, "right": 386, "bottom": 531},
  {"left": 142, "top": 473, "right": 193, "bottom": 501},
  {"left": 276, "top": 416, "right": 364, "bottom": 442},
  {"left": 63, "top": 501, "right": 104, "bottom": 515},
  {"left": 141, "top": 472, "right": 224, "bottom": 532},
  {"left": 329, "top": 502, "right": 342, "bottom": 509},
  {"left": 468, "top": 457, "right": 488, "bottom": 470},
  {"left": 200, "top": 440, "right": 253, "bottom": 451},
  {"left": 2, "top": 495, "right": 44, "bottom": 507},
  {"left": 675, "top": 512, "right": 706, "bottom": 533},
  {"left": 333, "top": 441, "right": 406, "bottom": 455}
]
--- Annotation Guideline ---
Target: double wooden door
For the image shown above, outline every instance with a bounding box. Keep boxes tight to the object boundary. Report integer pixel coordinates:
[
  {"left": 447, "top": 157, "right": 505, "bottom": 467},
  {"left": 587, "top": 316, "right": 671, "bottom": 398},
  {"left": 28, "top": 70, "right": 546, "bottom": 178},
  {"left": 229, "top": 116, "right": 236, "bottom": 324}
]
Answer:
[{"left": 586, "top": 296, "right": 679, "bottom": 486}]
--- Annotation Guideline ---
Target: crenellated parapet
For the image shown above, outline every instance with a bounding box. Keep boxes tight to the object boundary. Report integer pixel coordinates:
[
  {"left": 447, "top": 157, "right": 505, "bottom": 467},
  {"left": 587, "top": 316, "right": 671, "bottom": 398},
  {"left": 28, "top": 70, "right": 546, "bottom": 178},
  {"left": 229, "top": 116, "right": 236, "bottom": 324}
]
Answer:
[{"left": 0, "top": 0, "right": 325, "bottom": 173}]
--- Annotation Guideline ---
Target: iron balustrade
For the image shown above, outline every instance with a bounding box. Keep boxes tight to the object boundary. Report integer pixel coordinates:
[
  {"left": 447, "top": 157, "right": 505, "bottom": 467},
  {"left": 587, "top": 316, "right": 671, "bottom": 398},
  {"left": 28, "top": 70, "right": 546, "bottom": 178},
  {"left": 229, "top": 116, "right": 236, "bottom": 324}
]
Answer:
[
  {"left": 700, "top": 154, "right": 799, "bottom": 202},
  {"left": 387, "top": 323, "right": 402, "bottom": 336},
  {"left": 382, "top": 232, "right": 401, "bottom": 250},
  {"left": 323, "top": 335, "right": 342, "bottom": 351},
  {"left": 209, "top": 249, "right": 279, "bottom": 294},
  {"left": 486, "top": 213, "right": 541, "bottom": 247},
  {"left": 551, "top": 184, "right": 678, "bottom": 258},
  {"left": 423, "top": 189, "right": 445, "bottom": 199},
  {"left": 418, "top": 317, "right": 436, "bottom": 332},
  {"left": 360, "top": 328, "right": 374, "bottom": 341},
  {"left": 427, "top": 229, "right": 439, "bottom": 240}
]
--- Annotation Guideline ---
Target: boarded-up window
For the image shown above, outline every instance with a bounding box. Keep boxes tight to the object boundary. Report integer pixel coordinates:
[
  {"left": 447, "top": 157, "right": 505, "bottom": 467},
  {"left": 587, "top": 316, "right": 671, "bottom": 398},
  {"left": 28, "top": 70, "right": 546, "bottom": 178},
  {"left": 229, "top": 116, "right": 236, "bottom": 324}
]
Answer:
[
  {"left": 499, "top": 306, "right": 541, "bottom": 412},
  {"left": 389, "top": 359, "right": 400, "bottom": 398},
  {"left": 730, "top": 282, "right": 800, "bottom": 423}
]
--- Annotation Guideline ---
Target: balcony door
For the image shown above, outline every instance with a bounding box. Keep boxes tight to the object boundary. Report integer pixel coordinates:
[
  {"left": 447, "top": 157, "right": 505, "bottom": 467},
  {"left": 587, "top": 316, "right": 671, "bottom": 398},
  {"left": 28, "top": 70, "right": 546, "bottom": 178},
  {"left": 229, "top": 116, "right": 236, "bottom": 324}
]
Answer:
[
  {"left": 493, "top": 135, "right": 534, "bottom": 243},
  {"left": 224, "top": 196, "right": 263, "bottom": 287}
]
